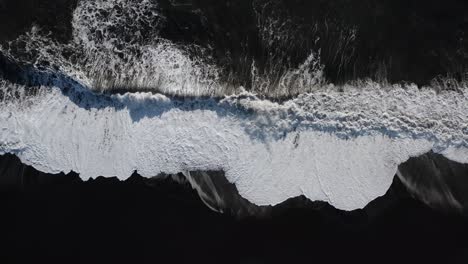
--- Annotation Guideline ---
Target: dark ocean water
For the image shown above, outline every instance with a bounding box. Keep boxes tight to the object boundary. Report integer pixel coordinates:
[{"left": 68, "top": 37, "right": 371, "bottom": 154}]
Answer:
[{"left": 1, "top": 0, "right": 468, "bottom": 89}]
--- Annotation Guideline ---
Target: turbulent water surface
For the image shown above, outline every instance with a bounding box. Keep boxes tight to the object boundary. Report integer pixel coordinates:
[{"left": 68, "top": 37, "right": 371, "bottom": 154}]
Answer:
[{"left": 0, "top": 0, "right": 468, "bottom": 212}]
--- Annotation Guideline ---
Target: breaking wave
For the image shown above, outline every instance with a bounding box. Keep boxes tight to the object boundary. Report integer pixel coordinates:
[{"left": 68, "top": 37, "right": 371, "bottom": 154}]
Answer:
[
  {"left": 1, "top": 72, "right": 467, "bottom": 210},
  {"left": 0, "top": 0, "right": 468, "bottom": 211}
]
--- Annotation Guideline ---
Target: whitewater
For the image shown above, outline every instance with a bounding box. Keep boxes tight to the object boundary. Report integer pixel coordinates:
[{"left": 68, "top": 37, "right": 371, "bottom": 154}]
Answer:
[
  {"left": 1, "top": 0, "right": 468, "bottom": 211},
  {"left": 1, "top": 76, "right": 467, "bottom": 210}
]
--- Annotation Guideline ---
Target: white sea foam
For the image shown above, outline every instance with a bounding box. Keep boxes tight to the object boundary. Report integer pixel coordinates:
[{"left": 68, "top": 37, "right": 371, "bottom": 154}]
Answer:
[
  {"left": 72, "top": 0, "right": 221, "bottom": 94},
  {"left": 0, "top": 0, "right": 467, "bottom": 210},
  {"left": 1, "top": 0, "right": 220, "bottom": 96},
  {"left": 1, "top": 0, "right": 328, "bottom": 97},
  {"left": 1, "top": 79, "right": 467, "bottom": 210}
]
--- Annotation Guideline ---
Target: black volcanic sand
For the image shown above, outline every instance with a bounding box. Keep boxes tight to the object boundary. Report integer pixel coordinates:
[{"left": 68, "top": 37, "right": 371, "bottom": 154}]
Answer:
[{"left": 0, "top": 154, "right": 468, "bottom": 264}]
